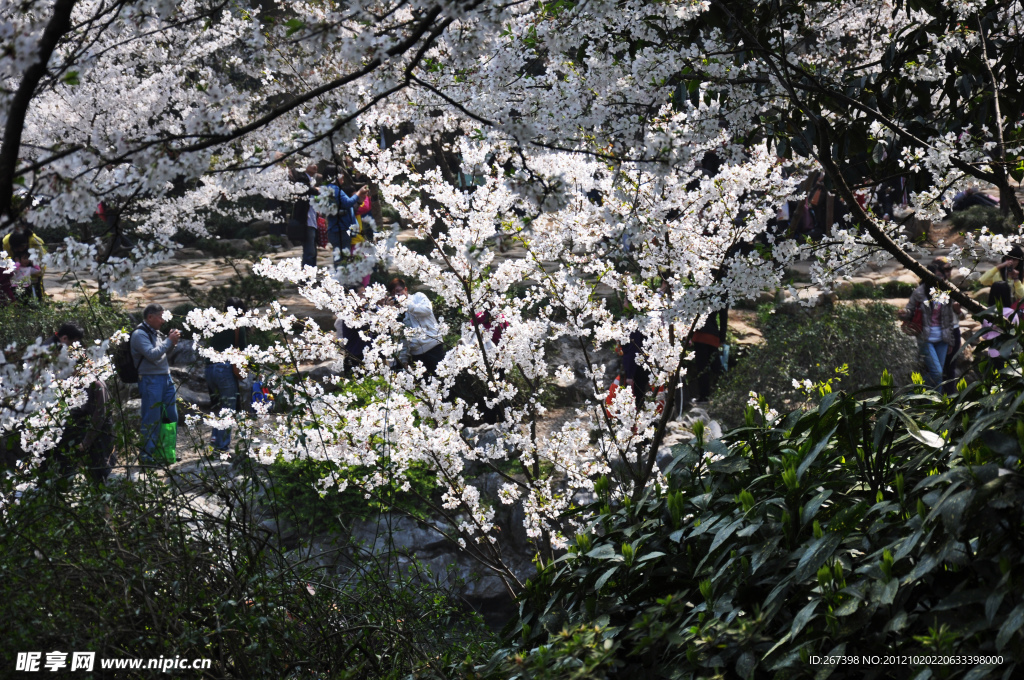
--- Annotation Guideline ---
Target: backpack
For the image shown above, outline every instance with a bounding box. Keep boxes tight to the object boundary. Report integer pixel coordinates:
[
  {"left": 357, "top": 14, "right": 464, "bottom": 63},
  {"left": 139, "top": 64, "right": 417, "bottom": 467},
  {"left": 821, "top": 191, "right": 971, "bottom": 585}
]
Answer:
[{"left": 112, "top": 325, "right": 146, "bottom": 383}]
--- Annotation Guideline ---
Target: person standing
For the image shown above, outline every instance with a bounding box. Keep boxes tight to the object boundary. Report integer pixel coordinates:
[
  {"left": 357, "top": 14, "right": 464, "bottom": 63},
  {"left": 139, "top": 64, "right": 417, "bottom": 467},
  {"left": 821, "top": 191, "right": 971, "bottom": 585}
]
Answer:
[
  {"left": 621, "top": 329, "right": 651, "bottom": 411},
  {"left": 2, "top": 226, "right": 47, "bottom": 299},
  {"left": 981, "top": 281, "right": 1019, "bottom": 373},
  {"left": 204, "top": 298, "right": 247, "bottom": 453},
  {"left": 324, "top": 174, "right": 369, "bottom": 269},
  {"left": 900, "top": 258, "right": 962, "bottom": 389},
  {"left": 289, "top": 164, "right": 321, "bottom": 269},
  {"left": 688, "top": 304, "right": 728, "bottom": 404},
  {"left": 130, "top": 304, "right": 181, "bottom": 463},
  {"left": 978, "top": 246, "right": 1024, "bottom": 303},
  {"left": 390, "top": 279, "right": 445, "bottom": 375},
  {"left": 41, "top": 322, "right": 116, "bottom": 484}
]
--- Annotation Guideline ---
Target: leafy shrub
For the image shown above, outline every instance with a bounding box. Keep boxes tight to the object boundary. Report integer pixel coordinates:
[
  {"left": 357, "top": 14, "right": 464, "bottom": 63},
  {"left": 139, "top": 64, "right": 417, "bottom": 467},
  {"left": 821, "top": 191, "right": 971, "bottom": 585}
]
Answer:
[
  {"left": 484, "top": 329, "right": 1024, "bottom": 679},
  {"left": 0, "top": 295, "right": 130, "bottom": 347},
  {"left": 835, "top": 280, "right": 917, "bottom": 301},
  {"left": 0, "top": 460, "right": 488, "bottom": 679},
  {"left": 712, "top": 302, "right": 918, "bottom": 426},
  {"left": 403, "top": 236, "right": 435, "bottom": 255},
  {"left": 265, "top": 457, "right": 438, "bottom": 535},
  {"left": 879, "top": 280, "right": 917, "bottom": 298},
  {"left": 950, "top": 205, "right": 1019, "bottom": 235}
]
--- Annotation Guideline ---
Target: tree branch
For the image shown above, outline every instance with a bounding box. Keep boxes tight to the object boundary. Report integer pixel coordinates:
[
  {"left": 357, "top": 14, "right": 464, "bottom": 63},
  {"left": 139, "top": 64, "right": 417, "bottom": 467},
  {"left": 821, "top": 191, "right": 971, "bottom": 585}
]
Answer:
[{"left": 0, "top": 0, "right": 78, "bottom": 221}]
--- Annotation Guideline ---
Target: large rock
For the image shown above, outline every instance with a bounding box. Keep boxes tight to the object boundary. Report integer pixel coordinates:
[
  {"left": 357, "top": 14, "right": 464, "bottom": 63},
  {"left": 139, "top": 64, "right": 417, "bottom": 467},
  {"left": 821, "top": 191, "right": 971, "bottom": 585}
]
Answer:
[
  {"left": 547, "top": 335, "right": 617, "bottom": 404},
  {"left": 833, "top": 280, "right": 855, "bottom": 297},
  {"left": 248, "top": 220, "right": 275, "bottom": 235},
  {"left": 168, "top": 338, "right": 199, "bottom": 367},
  {"left": 300, "top": 360, "right": 344, "bottom": 383},
  {"left": 173, "top": 248, "right": 205, "bottom": 260},
  {"left": 177, "top": 384, "right": 211, "bottom": 408},
  {"left": 349, "top": 516, "right": 453, "bottom": 555},
  {"left": 892, "top": 272, "right": 920, "bottom": 288},
  {"left": 776, "top": 287, "right": 836, "bottom": 317},
  {"left": 219, "top": 238, "right": 251, "bottom": 252}
]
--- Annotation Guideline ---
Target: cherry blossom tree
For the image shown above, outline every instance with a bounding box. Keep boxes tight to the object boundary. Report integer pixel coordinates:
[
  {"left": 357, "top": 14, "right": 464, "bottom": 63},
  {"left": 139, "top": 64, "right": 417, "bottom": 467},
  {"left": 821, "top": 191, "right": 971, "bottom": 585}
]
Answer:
[{"left": 2, "top": 0, "right": 1023, "bottom": 589}]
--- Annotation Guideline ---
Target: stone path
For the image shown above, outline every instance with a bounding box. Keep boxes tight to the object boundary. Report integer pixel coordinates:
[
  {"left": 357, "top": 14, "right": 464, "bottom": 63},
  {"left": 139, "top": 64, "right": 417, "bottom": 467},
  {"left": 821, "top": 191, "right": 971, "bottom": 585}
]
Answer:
[{"left": 40, "top": 217, "right": 1008, "bottom": 352}]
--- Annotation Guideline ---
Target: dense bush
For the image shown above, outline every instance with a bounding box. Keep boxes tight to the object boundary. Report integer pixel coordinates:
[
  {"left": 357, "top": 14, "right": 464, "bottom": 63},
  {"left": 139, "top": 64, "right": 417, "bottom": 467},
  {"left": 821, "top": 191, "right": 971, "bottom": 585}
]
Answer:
[
  {"left": 476, "top": 314, "right": 1024, "bottom": 680},
  {"left": 0, "top": 295, "right": 130, "bottom": 346},
  {"left": 0, "top": 460, "right": 490, "bottom": 679},
  {"left": 950, "top": 205, "right": 1018, "bottom": 236},
  {"left": 712, "top": 302, "right": 918, "bottom": 426},
  {"left": 265, "top": 456, "right": 438, "bottom": 535},
  {"left": 836, "top": 280, "right": 918, "bottom": 300}
]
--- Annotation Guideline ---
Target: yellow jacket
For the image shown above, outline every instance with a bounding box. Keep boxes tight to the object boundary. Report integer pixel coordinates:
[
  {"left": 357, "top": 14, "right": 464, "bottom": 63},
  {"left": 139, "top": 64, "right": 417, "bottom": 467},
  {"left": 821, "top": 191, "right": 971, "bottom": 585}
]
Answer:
[
  {"left": 979, "top": 266, "right": 1024, "bottom": 300},
  {"left": 2, "top": 232, "right": 47, "bottom": 300}
]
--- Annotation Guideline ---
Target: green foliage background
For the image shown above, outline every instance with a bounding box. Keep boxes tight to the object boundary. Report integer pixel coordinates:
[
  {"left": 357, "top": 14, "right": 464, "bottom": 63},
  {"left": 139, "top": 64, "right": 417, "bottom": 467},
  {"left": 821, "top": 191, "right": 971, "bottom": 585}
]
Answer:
[
  {"left": 473, "top": 312, "right": 1024, "bottom": 680},
  {"left": 713, "top": 303, "right": 919, "bottom": 427}
]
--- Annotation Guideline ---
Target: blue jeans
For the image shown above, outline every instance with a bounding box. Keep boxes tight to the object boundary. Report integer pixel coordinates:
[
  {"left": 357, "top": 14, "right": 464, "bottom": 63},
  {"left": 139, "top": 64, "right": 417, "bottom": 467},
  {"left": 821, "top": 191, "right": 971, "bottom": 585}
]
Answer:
[
  {"left": 138, "top": 374, "right": 177, "bottom": 461},
  {"left": 204, "top": 362, "right": 238, "bottom": 451},
  {"left": 301, "top": 225, "right": 317, "bottom": 268},
  {"left": 918, "top": 340, "right": 948, "bottom": 388}
]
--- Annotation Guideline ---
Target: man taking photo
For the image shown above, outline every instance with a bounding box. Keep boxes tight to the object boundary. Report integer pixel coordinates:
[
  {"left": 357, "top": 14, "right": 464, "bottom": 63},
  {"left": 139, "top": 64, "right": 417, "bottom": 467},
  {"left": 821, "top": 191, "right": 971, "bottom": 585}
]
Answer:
[{"left": 130, "top": 303, "right": 180, "bottom": 463}]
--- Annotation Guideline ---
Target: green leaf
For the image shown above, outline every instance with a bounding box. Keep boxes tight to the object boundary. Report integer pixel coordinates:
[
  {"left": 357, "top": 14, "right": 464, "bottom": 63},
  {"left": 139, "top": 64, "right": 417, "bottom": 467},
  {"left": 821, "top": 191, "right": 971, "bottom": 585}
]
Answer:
[
  {"left": 708, "top": 519, "right": 744, "bottom": 555},
  {"left": 594, "top": 566, "right": 618, "bottom": 592},
  {"left": 792, "top": 532, "right": 842, "bottom": 583},
  {"left": 735, "top": 650, "right": 756, "bottom": 679},
  {"left": 751, "top": 537, "right": 781, "bottom": 575},
  {"left": 284, "top": 18, "right": 305, "bottom": 36},
  {"left": 709, "top": 456, "right": 749, "bottom": 474},
  {"left": 61, "top": 70, "right": 79, "bottom": 86},
  {"left": 879, "top": 577, "right": 898, "bottom": 605},
  {"left": 585, "top": 544, "right": 616, "bottom": 559},
  {"left": 883, "top": 610, "right": 909, "bottom": 633},
  {"left": 962, "top": 665, "right": 998, "bottom": 680},
  {"left": 813, "top": 642, "right": 847, "bottom": 680},
  {"left": 797, "top": 425, "right": 838, "bottom": 479},
  {"left": 828, "top": 502, "right": 868, "bottom": 535},
  {"left": 985, "top": 589, "right": 1005, "bottom": 623},
  {"left": 737, "top": 521, "right": 762, "bottom": 538},
  {"left": 833, "top": 595, "right": 860, "bottom": 617},
  {"left": 801, "top": 490, "right": 832, "bottom": 525},
  {"left": 789, "top": 599, "right": 819, "bottom": 638},
  {"left": 901, "top": 554, "right": 939, "bottom": 585},
  {"left": 996, "top": 603, "right": 1024, "bottom": 650},
  {"left": 939, "top": 489, "right": 975, "bottom": 535}
]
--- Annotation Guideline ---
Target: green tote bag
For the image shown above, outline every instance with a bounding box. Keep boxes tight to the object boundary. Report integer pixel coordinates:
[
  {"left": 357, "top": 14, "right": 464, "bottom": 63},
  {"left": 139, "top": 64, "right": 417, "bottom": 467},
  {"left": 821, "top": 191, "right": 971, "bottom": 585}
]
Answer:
[{"left": 153, "top": 421, "right": 177, "bottom": 464}]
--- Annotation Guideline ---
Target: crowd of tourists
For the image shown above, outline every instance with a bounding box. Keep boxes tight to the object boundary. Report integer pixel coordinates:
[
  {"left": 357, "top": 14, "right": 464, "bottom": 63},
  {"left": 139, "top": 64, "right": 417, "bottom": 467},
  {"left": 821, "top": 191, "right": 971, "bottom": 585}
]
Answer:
[
  {"left": 2, "top": 162, "right": 1019, "bottom": 484},
  {"left": 898, "top": 249, "right": 1024, "bottom": 391},
  {"left": 288, "top": 161, "right": 375, "bottom": 275}
]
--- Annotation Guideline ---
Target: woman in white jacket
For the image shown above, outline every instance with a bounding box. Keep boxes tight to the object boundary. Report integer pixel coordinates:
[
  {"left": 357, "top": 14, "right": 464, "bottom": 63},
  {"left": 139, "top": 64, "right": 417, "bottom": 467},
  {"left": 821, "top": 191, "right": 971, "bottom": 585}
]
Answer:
[{"left": 390, "top": 279, "right": 446, "bottom": 374}]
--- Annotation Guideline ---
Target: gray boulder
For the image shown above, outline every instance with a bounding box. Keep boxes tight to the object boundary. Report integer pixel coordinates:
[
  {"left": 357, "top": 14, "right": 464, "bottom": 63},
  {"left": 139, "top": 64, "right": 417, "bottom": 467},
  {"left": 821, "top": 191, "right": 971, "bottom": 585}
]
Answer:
[
  {"left": 177, "top": 384, "right": 211, "bottom": 408},
  {"left": 349, "top": 516, "right": 453, "bottom": 555},
  {"left": 248, "top": 220, "right": 275, "bottom": 235},
  {"left": 300, "top": 360, "right": 344, "bottom": 383},
  {"left": 219, "top": 238, "right": 251, "bottom": 252},
  {"left": 168, "top": 338, "right": 199, "bottom": 367}
]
